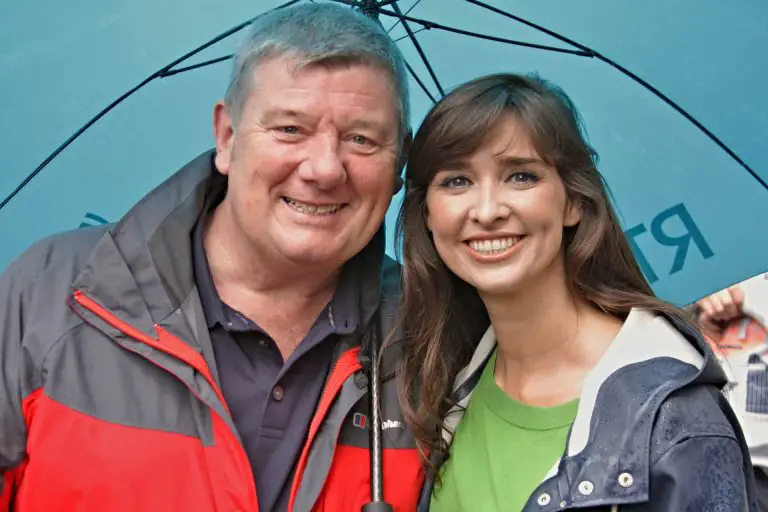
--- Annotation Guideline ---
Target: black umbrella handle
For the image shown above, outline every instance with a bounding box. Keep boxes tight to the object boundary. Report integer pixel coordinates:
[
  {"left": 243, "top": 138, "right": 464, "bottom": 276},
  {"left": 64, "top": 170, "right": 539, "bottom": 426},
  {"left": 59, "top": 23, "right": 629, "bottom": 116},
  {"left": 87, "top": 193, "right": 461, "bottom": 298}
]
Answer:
[
  {"left": 362, "top": 504, "right": 393, "bottom": 512},
  {"left": 362, "top": 316, "right": 393, "bottom": 512}
]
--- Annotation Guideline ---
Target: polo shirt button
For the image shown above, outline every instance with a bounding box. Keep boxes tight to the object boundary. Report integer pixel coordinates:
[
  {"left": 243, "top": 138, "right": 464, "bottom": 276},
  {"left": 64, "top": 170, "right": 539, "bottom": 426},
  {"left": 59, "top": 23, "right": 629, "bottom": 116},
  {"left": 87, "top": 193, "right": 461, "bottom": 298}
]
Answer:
[{"left": 272, "top": 385, "right": 284, "bottom": 401}]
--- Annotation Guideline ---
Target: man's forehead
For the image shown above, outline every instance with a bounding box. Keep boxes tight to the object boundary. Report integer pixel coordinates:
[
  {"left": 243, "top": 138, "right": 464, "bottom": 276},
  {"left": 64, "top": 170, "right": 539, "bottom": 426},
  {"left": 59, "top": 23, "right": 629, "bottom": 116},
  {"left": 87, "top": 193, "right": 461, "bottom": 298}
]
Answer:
[
  {"left": 243, "top": 56, "right": 400, "bottom": 131},
  {"left": 255, "top": 89, "right": 397, "bottom": 126},
  {"left": 259, "top": 104, "right": 397, "bottom": 133}
]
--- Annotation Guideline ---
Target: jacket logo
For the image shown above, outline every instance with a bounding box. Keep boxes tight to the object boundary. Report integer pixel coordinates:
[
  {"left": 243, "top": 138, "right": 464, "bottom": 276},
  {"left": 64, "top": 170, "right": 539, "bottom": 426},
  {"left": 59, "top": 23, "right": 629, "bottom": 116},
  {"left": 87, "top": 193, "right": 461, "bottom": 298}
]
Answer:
[
  {"left": 382, "top": 419, "right": 404, "bottom": 430},
  {"left": 353, "top": 413, "right": 368, "bottom": 429},
  {"left": 352, "top": 414, "right": 404, "bottom": 430}
]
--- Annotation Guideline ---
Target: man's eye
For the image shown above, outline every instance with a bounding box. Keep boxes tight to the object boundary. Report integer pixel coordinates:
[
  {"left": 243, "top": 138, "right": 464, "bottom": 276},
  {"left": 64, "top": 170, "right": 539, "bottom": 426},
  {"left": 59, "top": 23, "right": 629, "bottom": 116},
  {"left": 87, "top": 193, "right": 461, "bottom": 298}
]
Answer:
[
  {"left": 351, "top": 135, "right": 373, "bottom": 146},
  {"left": 279, "top": 126, "right": 300, "bottom": 135}
]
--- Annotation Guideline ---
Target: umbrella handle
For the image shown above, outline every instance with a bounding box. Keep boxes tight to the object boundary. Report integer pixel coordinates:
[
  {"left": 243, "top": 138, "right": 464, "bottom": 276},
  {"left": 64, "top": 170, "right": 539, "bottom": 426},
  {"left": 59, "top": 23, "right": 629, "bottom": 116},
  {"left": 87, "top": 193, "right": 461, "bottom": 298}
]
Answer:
[
  {"left": 362, "top": 315, "right": 393, "bottom": 512},
  {"left": 362, "top": 504, "right": 394, "bottom": 512}
]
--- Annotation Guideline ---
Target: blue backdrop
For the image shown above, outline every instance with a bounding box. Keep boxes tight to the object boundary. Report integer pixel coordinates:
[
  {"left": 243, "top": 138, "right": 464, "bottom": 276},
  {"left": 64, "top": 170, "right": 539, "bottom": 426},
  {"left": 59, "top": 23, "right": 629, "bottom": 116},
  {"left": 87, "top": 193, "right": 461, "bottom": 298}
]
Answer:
[{"left": 2, "top": 0, "right": 767, "bottom": 305}]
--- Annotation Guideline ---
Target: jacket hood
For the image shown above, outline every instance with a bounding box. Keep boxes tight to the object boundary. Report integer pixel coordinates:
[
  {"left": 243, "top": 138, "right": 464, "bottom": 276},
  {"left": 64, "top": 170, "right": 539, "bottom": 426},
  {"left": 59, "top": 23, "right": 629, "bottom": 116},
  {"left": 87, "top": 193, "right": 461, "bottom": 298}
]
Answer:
[
  {"left": 565, "top": 309, "right": 705, "bottom": 458},
  {"left": 72, "top": 150, "right": 394, "bottom": 355},
  {"left": 444, "top": 308, "right": 725, "bottom": 456}
]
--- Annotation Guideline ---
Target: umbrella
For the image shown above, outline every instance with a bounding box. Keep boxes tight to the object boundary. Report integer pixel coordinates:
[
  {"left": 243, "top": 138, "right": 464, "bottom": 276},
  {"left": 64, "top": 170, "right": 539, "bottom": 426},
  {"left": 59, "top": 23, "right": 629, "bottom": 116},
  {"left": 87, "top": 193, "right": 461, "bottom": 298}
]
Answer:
[
  {"left": 2, "top": 0, "right": 768, "bottom": 309},
  {"left": 2, "top": 1, "right": 767, "bottom": 508}
]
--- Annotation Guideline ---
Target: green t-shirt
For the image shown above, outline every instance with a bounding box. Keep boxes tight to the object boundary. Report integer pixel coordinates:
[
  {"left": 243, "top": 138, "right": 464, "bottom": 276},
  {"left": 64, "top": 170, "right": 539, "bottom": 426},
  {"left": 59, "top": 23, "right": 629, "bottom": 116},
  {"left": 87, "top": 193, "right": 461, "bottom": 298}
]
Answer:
[{"left": 431, "top": 349, "right": 579, "bottom": 512}]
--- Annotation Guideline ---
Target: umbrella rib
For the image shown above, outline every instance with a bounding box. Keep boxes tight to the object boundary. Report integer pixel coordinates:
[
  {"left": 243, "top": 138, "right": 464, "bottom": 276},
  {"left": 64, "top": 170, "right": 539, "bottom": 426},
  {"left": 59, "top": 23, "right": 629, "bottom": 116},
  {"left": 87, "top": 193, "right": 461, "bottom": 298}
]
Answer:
[
  {"left": 391, "top": 2, "right": 445, "bottom": 97},
  {"left": 329, "top": 0, "right": 591, "bottom": 56},
  {"left": 602, "top": 60, "right": 766, "bottom": 190},
  {"left": 393, "top": 26, "right": 427, "bottom": 42},
  {"left": 0, "top": 0, "right": 304, "bottom": 212},
  {"left": 463, "top": 0, "right": 591, "bottom": 52},
  {"left": 386, "top": 0, "right": 423, "bottom": 34},
  {"left": 159, "top": 46, "right": 436, "bottom": 108},
  {"left": 465, "top": 0, "right": 766, "bottom": 190},
  {"left": 160, "top": 55, "right": 234, "bottom": 77},
  {"left": 0, "top": 73, "right": 157, "bottom": 211},
  {"left": 405, "top": 60, "right": 437, "bottom": 104},
  {"left": 163, "top": 0, "right": 304, "bottom": 76}
]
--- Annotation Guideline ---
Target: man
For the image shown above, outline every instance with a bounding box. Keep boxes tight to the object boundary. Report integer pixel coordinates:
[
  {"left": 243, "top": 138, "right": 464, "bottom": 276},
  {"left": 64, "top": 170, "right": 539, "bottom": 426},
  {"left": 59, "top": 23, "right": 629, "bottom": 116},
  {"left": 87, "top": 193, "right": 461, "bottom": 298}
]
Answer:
[
  {"left": 0, "top": 4, "right": 421, "bottom": 511},
  {"left": 696, "top": 273, "right": 768, "bottom": 510}
]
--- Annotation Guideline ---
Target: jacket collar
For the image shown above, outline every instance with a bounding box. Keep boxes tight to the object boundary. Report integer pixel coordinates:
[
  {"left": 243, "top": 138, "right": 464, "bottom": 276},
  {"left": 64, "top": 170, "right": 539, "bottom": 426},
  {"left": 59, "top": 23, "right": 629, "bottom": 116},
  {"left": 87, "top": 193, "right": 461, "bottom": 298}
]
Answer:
[
  {"left": 72, "top": 150, "right": 392, "bottom": 355},
  {"left": 564, "top": 310, "right": 707, "bottom": 458},
  {"left": 72, "top": 151, "right": 213, "bottom": 335}
]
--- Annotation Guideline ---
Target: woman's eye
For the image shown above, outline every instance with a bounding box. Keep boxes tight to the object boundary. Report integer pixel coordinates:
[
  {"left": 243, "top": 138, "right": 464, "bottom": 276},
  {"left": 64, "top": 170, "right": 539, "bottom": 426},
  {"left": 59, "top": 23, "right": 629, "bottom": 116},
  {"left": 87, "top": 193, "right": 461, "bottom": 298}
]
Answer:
[
  {"left": 439, "top": 176, "right": 471, "bottom": 188},
  {"left": 508, "top": 171, "right": 540, "bottom": 184}
]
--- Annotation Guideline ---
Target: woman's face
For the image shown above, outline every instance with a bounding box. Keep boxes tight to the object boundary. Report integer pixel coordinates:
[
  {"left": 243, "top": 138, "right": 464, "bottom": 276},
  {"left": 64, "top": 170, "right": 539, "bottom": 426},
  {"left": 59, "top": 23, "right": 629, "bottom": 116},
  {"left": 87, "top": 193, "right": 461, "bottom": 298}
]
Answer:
[{"left": 425, "top": 114, "right": 581, "bottom": 297}]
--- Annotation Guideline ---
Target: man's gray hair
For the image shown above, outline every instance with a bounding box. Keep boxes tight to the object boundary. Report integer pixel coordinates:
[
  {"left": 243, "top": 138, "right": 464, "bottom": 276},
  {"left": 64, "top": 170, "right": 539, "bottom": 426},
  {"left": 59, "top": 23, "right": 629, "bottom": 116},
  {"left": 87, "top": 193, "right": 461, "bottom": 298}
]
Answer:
[{"left": 225, "top": 3, "right": 410, "bottom": 138}]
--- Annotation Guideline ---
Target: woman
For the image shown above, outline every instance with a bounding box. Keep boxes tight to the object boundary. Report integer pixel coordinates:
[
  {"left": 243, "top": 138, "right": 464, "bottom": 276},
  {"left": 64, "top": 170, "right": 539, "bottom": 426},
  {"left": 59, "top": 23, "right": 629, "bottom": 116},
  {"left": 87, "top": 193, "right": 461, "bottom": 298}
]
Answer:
[{"left": 397, "top": 74, "right": 756, "bottom": 511}]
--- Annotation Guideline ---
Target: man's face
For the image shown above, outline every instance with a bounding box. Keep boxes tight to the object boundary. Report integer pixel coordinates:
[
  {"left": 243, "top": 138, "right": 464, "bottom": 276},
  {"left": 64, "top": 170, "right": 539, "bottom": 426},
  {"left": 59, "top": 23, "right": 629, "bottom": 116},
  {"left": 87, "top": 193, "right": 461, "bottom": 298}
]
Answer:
[{"left": 213, "top": 57, "right": 402, "bottom": 271}]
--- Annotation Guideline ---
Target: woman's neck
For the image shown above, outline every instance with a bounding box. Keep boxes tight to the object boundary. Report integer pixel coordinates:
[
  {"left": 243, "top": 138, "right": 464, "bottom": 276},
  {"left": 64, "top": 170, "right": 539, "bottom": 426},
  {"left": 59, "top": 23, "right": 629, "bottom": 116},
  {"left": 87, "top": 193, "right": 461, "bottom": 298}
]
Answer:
[{"left": 481, "top": 269, "right": 622, "bottom": 407}]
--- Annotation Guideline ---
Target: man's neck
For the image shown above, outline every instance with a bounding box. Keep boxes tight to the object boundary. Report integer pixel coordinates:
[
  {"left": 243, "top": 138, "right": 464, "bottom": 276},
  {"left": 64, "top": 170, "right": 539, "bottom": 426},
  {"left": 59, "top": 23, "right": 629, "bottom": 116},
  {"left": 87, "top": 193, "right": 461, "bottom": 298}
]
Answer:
[{"left": 203, "top": 204, "right": 342, "bottom": 360}]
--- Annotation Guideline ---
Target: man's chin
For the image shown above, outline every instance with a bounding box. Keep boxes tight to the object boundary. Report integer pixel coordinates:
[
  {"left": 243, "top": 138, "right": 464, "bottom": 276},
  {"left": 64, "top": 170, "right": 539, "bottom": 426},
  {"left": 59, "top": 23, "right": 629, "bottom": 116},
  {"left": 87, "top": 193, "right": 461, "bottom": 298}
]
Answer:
[
  {"left": 277, "top": 243, "right": 351, "bottom": 270},
  {"left": 270, "top": 226, "right": 376, "bottom": 270}
]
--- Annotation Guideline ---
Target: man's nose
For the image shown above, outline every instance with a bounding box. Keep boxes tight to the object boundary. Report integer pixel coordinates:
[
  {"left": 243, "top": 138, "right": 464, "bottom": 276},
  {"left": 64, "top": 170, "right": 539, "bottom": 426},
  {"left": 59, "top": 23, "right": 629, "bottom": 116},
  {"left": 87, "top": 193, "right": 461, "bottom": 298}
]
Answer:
[{"left": 299, "top": 133, "right": 346, "bottom": 189}]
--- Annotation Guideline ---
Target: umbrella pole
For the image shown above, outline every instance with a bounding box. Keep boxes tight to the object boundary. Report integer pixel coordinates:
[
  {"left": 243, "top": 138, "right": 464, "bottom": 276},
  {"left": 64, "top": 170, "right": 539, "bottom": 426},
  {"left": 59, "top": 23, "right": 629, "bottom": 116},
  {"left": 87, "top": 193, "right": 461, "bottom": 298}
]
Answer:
[
  {"left": 362, "top": 315, "right": 393, "bottom": 512},
  {"left": 355, "top": 1, "right": 395, "bottom": 506}
]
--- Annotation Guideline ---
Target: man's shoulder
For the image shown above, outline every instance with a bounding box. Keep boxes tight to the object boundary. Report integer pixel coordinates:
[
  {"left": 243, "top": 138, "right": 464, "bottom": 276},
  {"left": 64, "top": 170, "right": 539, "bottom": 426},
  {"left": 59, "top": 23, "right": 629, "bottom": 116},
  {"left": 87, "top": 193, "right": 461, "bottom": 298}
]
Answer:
[
  {"left": 1, "top": 225, "right": 110, "bottom": 290},
  {"left": 380, "top": 255, "right": 402, "bottom": 299}
]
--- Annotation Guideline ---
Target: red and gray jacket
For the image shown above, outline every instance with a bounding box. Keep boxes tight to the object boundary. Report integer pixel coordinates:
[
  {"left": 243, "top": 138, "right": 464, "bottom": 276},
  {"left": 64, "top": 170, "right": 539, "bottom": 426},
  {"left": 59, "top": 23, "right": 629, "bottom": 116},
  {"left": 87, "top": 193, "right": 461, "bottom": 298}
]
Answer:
[{"left": 0, "top": 151, "right": 422, "bottom": 511}]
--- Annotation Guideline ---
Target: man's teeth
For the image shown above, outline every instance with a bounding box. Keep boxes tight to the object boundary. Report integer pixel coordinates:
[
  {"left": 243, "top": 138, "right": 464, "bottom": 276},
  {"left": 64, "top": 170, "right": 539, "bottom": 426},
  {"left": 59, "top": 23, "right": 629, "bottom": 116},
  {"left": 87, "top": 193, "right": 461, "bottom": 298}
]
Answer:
[
  {"left": 285, "top": 198, "right": 342, "bottom": 215},
  {"left": 468, "top": 237, "right": 521, "bottom": 254}
]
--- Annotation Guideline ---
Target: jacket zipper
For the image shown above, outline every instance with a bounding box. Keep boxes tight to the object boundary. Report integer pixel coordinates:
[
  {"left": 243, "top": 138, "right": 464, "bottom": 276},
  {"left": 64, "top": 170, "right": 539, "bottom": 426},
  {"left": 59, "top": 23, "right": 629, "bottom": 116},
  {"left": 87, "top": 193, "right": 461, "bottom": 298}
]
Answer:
[{"left": 287, "top": 347, "right": 362, "bottom": 511}]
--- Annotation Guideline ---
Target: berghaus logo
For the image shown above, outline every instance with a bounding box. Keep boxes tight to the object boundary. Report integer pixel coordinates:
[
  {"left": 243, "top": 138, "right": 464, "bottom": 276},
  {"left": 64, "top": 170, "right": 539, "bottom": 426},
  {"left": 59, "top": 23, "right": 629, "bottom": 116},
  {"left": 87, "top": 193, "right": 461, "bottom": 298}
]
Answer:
[{"left": 352, "top": 414, "right": 404, "bottom": 430}]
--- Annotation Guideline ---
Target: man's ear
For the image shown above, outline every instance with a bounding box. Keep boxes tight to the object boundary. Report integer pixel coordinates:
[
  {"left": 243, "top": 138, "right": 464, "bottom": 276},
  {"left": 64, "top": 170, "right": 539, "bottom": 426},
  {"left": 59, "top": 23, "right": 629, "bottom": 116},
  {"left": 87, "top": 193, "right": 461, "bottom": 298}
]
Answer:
[
  {"left": 213, "top": 101, "right": 235, "bottom": 175},
  {"left": 393, "top": 131, "right": 413, "bottom": 195}
]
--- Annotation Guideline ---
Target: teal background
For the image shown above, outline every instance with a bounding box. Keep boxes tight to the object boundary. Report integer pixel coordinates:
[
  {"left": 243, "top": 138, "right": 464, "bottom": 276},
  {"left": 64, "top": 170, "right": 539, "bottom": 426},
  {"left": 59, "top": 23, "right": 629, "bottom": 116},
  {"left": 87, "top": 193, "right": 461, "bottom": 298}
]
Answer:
[{"left": 1, "top": 0, "right": 767, "bottom": 304}]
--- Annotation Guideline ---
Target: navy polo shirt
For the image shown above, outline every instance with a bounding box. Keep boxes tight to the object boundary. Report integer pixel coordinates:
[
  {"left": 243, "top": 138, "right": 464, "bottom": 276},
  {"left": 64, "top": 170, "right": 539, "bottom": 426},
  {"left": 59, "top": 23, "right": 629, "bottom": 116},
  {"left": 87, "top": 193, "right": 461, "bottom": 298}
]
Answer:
[{"left": 191, "top": 190, "right": 361, "bottom": 512}]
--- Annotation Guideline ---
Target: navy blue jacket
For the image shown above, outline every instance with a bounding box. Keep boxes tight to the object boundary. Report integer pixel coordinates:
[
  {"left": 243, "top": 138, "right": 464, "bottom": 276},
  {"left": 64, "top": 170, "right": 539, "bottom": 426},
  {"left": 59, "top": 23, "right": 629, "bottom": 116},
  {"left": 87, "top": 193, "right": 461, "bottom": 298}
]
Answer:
[{"left": 419, "top": 310, "right": 757, "bottom": 511}]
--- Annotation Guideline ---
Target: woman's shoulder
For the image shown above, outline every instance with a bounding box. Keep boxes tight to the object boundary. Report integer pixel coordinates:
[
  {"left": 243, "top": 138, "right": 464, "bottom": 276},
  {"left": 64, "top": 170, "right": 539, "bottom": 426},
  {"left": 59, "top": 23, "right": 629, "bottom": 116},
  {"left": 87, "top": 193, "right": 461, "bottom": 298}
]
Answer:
[{"left": 649, "top": 382, "right": 741, "bottom": 463}]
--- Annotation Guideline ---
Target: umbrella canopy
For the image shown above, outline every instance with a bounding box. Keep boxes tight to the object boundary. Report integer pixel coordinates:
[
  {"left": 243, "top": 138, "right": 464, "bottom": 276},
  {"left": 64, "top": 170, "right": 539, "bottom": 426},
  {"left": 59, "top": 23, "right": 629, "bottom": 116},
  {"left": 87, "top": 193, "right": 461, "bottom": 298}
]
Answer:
[{"left": 1, "top": 0, "right": 767, "bottom": 305}]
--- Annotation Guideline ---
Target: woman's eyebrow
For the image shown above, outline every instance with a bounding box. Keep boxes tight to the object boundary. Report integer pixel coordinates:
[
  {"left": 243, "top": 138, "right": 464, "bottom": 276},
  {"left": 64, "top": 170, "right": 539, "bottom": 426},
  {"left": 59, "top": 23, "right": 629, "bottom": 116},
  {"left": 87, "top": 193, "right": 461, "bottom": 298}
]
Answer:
[{"left": 494, "top": 155, "right": 544, "bottom": 167}]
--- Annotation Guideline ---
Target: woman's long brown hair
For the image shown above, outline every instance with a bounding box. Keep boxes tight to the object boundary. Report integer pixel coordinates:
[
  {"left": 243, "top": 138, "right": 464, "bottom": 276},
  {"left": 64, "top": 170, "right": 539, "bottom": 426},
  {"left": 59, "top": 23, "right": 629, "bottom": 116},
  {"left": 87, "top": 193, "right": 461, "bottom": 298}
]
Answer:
[{"left": 396, "top": 73, "right": 693, "bottom": 474}]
